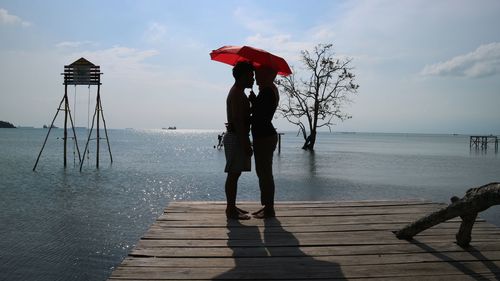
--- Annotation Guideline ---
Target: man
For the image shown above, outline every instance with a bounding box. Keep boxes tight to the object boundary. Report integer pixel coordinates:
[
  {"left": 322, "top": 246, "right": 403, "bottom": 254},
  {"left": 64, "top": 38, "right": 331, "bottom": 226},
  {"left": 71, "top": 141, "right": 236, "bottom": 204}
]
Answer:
[
  {"left": 249, "top": 66, "right": 279, "bottom": 219},
  {"left": 224, "top": 61, "right": 254, "bottom": 220}
]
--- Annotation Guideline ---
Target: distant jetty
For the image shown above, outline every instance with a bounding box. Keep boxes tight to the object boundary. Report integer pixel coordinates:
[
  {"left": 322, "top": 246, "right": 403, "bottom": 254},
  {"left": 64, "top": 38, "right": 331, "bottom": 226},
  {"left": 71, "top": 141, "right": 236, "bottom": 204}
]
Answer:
[
  {"left": 470, "top": 135, "right": 498, "bottom": 150},
  {"left": 0, "top": 121, "right": 16, "bottom": 128}
]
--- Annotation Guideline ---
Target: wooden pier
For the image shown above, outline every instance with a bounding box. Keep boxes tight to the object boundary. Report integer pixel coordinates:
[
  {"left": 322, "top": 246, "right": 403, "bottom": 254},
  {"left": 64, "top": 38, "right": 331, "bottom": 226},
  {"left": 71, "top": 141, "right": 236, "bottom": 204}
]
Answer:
[
  {"left": 470, "top": 135, "right": 498, "bottom": 150},
  {"left": 108, "top": 201, "right": 500, "bottom": 280}
]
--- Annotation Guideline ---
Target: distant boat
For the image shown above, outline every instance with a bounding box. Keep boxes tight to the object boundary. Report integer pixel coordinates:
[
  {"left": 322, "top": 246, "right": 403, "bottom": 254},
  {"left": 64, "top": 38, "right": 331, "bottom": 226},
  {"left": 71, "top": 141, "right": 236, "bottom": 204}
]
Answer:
[
  {"left": 43, "top": 124, "right": 58, "bottom": 129},
  {"left": 162, "top": 126, "right": 177, "bottom": 130}
]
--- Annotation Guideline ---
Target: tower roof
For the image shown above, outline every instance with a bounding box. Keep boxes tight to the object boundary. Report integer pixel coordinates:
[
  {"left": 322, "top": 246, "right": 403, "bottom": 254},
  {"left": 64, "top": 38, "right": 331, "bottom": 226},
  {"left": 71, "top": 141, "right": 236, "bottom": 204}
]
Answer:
[{"left": 69, "top": 57, "right": 96, "bottom": 67}]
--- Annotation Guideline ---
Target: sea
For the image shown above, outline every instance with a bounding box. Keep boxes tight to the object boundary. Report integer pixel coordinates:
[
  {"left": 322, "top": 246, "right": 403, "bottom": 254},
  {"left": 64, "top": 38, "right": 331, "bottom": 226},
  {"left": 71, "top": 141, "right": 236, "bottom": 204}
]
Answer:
[{"left": 0, "top": 128, "right": 499, "bottom": 281}]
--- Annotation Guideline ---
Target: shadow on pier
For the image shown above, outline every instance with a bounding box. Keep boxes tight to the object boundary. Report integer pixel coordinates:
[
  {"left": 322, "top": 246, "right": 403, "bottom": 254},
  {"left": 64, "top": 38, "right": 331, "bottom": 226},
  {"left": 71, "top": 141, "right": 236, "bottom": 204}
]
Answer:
[{"left": 213, "top": 218, "right": 345, "bottom": 280}]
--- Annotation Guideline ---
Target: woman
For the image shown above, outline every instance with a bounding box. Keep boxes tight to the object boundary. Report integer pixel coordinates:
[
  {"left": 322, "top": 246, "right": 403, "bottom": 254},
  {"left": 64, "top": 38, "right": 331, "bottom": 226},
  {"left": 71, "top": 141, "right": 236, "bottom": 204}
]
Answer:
[{"left": 249, "top": 66, "right": 279, "bottom": 218}]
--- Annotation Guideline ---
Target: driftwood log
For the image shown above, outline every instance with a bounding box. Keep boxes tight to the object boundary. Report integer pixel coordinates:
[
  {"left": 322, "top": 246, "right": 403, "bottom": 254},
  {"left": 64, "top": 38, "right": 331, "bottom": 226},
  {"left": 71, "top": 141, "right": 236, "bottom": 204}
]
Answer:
[{"left": 394, "top": 182, "right": 500, "bottom": 247}]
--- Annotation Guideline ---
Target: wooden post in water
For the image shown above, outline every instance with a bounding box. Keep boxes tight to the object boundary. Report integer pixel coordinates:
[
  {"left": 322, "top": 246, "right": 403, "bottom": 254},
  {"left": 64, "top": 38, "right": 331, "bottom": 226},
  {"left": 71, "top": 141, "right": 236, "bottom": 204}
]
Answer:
[
  {"left": 63, "top": 84, "right": 68, "bottom": 167},
  {"left": 33, "top": 96, "right": 65, "bottom": 171},
  {"left": 33, "top": 69, "right": 81, "bottom": 171},
  {"left": 277, "top": 133, "right": 284, "bottom": 154},
  {"left": 101, "top": 97, "right": 113, "bottom": 164},
  {"left": 96, "top": 85, "right": 100, "bottom": 169},
  {"left": 78, "top": 58, "right": 113, "bottom": 171}
]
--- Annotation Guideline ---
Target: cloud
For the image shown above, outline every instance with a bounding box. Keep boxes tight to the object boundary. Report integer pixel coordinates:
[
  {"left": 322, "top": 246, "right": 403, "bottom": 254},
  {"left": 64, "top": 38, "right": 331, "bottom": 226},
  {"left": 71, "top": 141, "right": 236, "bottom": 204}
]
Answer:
[
  {"left": 232, "top": 6, "right": 315, "bottom": 67},
  {"left": 0, "top": 8, "right": 31, "bottom": 27},
  {"left": 421, "top": 42, "right": 500, "bottom": 78},
  {"left": 246, "top": 33, "right": 293, "bottom": 46},
  {"left": 144, "top": 22, "right": 167, "bottom": 43},
  {"left": 55, "top": 41, "right": 97, "bottom": 49},
  {"left": 303, "top": 1, "right": 499, "bottom": 66},
  {"left": 232, "top": 6, "right": 280, "bottom": 35},
  {"left": 65, "top": 46, "right": 160, "bottom": 79},
  {"left": 245, "top": 33, "right": 314, "bottom": 65},
  {"left": 309, "top": 25, "right": 336, "bottom": 41}
]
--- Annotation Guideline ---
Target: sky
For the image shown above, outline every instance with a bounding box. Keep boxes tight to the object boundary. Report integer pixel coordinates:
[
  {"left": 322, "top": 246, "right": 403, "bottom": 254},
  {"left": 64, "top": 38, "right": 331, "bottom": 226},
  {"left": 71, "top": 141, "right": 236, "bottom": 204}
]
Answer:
[{"left": 1, "top": 0, "right": 499, "bottom": 134}]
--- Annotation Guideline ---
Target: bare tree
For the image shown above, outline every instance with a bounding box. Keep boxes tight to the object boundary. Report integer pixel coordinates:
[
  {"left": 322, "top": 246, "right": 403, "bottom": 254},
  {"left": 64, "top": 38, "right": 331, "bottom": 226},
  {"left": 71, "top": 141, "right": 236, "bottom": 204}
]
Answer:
[{"left": 278, "top": 43, "right": 359, "bottom": 150}]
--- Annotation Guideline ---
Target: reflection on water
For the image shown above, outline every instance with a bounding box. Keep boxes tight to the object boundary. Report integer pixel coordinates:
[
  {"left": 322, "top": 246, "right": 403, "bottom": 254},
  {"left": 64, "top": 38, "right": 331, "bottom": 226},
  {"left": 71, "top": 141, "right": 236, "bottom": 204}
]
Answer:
[
  {"left": 470, "top": 147, "right": 499, "bottom": 156},
  {"left": 0, "top": 129, "right": 499, "bottom": 280},
  {"left": 308, "top": 150, "right": 317, "bottom": 176}
]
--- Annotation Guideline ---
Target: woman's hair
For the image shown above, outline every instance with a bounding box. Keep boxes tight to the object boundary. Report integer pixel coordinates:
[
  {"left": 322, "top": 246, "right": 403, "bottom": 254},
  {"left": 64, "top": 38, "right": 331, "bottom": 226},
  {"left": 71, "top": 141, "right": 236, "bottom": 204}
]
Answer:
[
  {"left": 232, "top": 61, "right": 254, "bottom": 80},
  {"left": 256, "top": 66, "right": 278, "bottom": 80}
]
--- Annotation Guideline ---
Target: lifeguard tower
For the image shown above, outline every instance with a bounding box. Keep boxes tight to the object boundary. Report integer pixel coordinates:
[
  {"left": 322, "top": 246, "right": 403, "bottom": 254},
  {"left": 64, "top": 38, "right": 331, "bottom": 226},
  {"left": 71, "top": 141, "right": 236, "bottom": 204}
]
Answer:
[{"left": 33, "top": 58, "right": 113, "bottom": 171}]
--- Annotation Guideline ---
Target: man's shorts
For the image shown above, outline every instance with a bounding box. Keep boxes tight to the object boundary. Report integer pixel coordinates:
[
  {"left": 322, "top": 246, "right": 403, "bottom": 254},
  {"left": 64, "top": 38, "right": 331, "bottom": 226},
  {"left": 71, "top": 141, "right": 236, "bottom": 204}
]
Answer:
[{"left": 224, "top": 132, "right": 251, "bottom": 173}]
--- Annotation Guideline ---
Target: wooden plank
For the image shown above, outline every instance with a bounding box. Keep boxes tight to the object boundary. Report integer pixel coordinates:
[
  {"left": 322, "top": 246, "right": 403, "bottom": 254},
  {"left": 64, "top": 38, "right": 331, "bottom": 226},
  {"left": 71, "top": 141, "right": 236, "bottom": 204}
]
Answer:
[
  {"left": 147, "top": 223, "right": 498, "bottom": 236},
  {"left": 164, "top": 205, "right": 445, "bottom": 216},
  {"left": 109, "top": 261, "right": 500, "bottom": 279},
  {"left": 161, "top": 207, "right": 448, "bottom": 217},
  {"left": 141, "top": 229, "right": 500, "bottom": 243},
  {"left": 154, "top": 218, "right": 489, "bottom": 229},
  {"left": 109, "top": 275, "right": 500, "bottom": 281},
  {"left": 166, "top": 200, "right": 439, "bottom": 209},
  {"left": 150, "top": 222, "right": 497, "bottom": 233},
  {"left": 167, "top": 200, "right": 434, "bottom": 204},
  {"left": 130, "top": 239, "right": 500, "bottom": 256},
  {"left": 120, "top": 250, "right": 500, "bottom": 267},
  {"left": 156, "top": 214, "right": 477, "bottom": 226}
]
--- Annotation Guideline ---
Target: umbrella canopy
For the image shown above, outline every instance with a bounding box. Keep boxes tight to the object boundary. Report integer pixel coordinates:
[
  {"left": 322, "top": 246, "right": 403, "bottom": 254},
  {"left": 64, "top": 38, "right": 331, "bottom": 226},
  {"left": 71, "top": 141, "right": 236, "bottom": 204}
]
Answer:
[{"left": 210, "top": 45, "right": 292, "bottom": 76}]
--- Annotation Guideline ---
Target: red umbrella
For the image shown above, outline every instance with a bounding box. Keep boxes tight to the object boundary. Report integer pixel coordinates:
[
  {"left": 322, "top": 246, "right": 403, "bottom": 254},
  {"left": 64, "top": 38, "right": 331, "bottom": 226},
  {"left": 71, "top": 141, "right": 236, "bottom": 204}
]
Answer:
[{"left": 210, "top": 45, "right": 292, "bottom": 76}]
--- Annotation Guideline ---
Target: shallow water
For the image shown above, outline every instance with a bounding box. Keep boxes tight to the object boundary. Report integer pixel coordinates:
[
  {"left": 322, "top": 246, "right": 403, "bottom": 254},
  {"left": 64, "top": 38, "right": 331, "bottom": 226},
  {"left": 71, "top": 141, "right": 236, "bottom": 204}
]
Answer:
[{"left": 0, "top": 128, "right": 498, "bottom": 280}]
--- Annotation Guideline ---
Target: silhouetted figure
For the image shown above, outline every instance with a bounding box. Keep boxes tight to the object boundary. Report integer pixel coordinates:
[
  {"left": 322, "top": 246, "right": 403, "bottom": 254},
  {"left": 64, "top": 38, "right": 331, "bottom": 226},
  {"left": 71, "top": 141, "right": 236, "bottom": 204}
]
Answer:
[
  {"left": 249, "top": 66, "right": 279, "bottom": 219},
  {"left": 223, "top": 62, "right": 255, "bottom": 220},
  {"left": 216, "top": 132, "right": 225, "bottom": 149}
]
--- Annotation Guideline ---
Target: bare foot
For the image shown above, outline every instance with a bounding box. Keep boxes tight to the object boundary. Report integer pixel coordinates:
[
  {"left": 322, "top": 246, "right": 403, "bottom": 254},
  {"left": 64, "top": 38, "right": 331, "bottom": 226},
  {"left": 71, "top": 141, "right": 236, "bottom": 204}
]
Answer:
[
  {"left": 237, "top": 207, "right": 249, "bottom": 214},
  {"left": 252, "top": 207, "right": 275, "bottom": 219},
  {"left": 252, "top": 207, "right": 265, "bottom": 215},
  {"left": 226, "top": 207, "right": 251, "bottom": 220}
]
